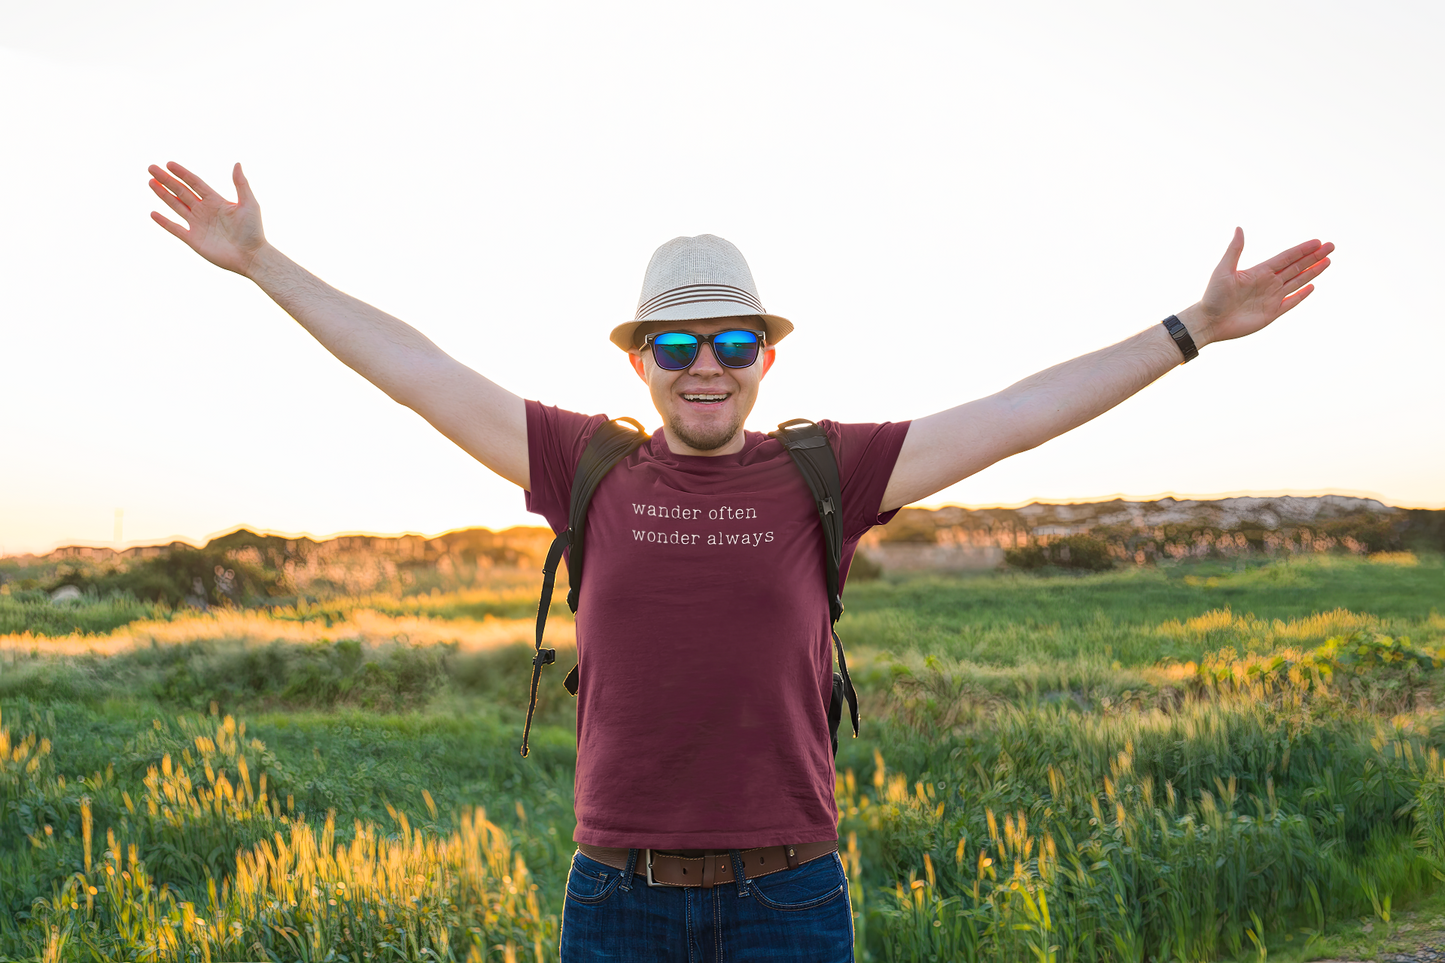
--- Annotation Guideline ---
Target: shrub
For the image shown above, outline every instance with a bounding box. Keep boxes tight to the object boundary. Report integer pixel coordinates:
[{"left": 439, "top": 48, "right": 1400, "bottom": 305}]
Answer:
[
  {"left": 1189, "top": 631, "right": 1440, "bottom": 713},
  {"left": 849, "top": 550, "right": 883, "bottom": 581},
  {"left": 1005, "top": 535, "right": 1114, "bottom": 572}
]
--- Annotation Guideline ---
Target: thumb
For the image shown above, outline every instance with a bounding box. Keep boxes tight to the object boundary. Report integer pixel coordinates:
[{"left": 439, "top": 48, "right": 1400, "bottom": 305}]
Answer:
[
  {"left": 233, "top": 163, "right": 256, "bottom": 206},
  {"left": 1214, "top": 226, "right": 1244, "bottom": 278}
]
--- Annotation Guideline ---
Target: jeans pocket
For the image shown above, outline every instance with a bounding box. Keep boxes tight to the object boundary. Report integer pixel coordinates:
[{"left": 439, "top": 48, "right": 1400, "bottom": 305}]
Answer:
[
  {"left": 749, "top": 853, "right": 849, "bottom": 912},
  {"left": 565, "top": 854, "right": 624, "bottom": 906}
]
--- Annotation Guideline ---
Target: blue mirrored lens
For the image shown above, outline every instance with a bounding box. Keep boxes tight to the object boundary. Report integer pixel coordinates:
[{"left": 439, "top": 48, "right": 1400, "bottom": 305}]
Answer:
[
  {"left": 712, "top": 330, "right": 761, "bottom": 367},
  {"left": 651, "top": 333, "right": 699, "bottom": 370}
]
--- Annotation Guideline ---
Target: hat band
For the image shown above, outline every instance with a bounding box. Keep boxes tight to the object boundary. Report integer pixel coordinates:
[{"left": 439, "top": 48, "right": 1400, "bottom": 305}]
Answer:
[{"left": 635, "top": 283, "right": 764, "bottom": 320}]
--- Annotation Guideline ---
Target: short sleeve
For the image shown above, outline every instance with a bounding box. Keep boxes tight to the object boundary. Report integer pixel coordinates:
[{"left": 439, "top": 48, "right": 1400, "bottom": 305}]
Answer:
[
  {"left": 822, "top": 419, "right": 912, "bottom": 542},
  {"left": 524, "top": 400, "right": 609, "bottom": 535}
]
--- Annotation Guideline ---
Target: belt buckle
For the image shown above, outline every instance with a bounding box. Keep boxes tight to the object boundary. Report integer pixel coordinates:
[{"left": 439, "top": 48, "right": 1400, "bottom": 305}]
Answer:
[{"left": 644, "top": 849, "right": 662, "bottom": 887}]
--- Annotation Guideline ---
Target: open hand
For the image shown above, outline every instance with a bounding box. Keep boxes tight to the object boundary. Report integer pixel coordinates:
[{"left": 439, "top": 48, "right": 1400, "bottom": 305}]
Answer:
[
  {"left": 148, "top": 162, "right": 265, "bottom": 276},
  {"left": 1191, "top": 229, "right": 1334, "bottom": 346}
]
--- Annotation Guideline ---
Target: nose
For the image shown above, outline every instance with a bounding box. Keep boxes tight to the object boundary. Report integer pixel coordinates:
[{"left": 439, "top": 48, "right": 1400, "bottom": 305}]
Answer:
[{"left": 688, "top": 340, "right": 724, "bottom": 374}]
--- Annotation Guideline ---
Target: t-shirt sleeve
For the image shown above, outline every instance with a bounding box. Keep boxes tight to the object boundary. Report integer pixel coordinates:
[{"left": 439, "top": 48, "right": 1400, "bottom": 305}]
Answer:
[
  {"left": 823, "top": 419, "right": 913, "bottom": 542},
  {"left": 524, "top": 399, "right": 609, "bottom": 534}
]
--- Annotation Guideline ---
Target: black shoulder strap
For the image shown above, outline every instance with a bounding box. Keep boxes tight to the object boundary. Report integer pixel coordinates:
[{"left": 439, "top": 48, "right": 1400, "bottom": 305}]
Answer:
[
  {"left": 771, "top": 419, "right": 844, "bottom": 621},
  {"left": 769, "top": 418, "right": 859, "bottom": 741},
  {"left": 564, "top": 417, "right": 650, "bottom": 613},
  {"left": 520, "top": 416, "right": 648, "bottom": 757}
]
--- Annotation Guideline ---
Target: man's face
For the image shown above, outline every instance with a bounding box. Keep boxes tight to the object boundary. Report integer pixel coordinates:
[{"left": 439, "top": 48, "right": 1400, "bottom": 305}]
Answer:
[{"left": 629, "top": 317, "right": 776, "bottom": 456}]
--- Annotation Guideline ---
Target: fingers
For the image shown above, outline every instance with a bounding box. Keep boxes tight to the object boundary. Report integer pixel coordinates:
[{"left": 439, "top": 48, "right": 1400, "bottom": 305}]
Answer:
[
  {"left": 166, "top": 161, "right": 219, "bottom": 200},
  {"left": 148, "top": 163, "right": 201, "bottom": 208},
  {"left": 1281, "top": 255, "right": 1331, "bottom": 296},
  {"left": 1276, "top": 241, "right": 1336, "bottom": 284},
  {"left": 1277, "top": 283, "right": 1315, "bottom": 315},
  {"left": 1259, "top": 238, "right": 1326, "bottom": 275},
  {"left": 150, "top": 210, "right": 189, "bottom": 242},
  {"left": 148, "top": 177, "right": 194, "bottom": 221}
]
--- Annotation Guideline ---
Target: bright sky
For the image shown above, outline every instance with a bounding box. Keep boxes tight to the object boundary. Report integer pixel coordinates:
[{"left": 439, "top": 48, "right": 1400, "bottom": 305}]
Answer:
[{"left": 2, "top": 1, "right": 1441, "bottom": 557}]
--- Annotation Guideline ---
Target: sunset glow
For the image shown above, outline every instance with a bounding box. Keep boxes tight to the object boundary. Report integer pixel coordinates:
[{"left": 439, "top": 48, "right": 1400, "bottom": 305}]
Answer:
[{"left": 2, "top": 2, "right": 1440, "bottom": 556}]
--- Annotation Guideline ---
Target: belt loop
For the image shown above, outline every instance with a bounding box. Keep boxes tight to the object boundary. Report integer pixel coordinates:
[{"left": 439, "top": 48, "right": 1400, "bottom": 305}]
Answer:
[
  {"left": 730, "top": 850, "right": 750, "bottom": 898},
  {"left": 701, "top": 854, "right": 718, "bottom": 890},
  {"left": 619, "top": 848, "right": 638, "bottom": 892}
]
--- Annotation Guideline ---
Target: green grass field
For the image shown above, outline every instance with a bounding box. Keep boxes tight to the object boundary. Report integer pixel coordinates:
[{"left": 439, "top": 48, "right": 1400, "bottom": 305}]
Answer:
[{"left": 0, "top": 552, "right": 1442, "bottom": 961}]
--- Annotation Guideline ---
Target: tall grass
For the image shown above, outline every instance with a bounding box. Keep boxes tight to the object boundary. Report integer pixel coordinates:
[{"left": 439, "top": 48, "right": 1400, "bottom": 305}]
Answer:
[
  {"left": 842, "top": 552, "right": 1445, "bottom": 665},
  {"left": 4, "top": 646, "right": 1443, "bottom": 960},
  {"left": 0, "top": 577, "right": 564, "bottom": 643},
  {"left": 0, "top": 608, "right": 577, "bottom": 721},
  {"left": 2, "top": 706, "right": 557, "bottom": 961},
  {"left": 26, "top": 806, "right": 554, "bottom": 963},
  {"left": 842, "top": 683, "right": 1442, "bottom": 961},
  {"left": 0, "top": 590, "right": 174, "bottom": 638},
  {"left": 0, "top": 553, "right": 1441, "bottom": 959}
]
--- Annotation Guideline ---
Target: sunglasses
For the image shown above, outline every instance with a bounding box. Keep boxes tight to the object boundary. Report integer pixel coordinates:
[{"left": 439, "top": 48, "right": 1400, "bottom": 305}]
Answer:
[{"left": 642, "top": 329, "right": 765, "bottom": 371}]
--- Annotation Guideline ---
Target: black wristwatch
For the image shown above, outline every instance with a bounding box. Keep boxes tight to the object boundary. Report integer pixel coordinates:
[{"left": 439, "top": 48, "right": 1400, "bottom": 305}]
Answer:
[{"left": 1162, "top": 315, "right": 1198, "bottom": 363}]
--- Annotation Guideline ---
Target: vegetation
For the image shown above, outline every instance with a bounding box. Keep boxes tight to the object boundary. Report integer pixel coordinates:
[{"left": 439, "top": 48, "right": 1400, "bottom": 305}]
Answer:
[
  {"left": 0, "top": 527, "right": 553, "bottom": 609},
  {"left": 1004, "top": 534, "right": 1115, "bottom": 571},
  {"left": 877, "top": 500, "right": 1445, "bottom": 564},
  {"left": 0, "top": 551, "right": 1441, "bottom": 960}
]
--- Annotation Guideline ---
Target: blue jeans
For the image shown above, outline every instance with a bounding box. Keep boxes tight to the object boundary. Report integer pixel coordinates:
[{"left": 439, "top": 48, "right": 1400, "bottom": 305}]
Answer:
[{"left": 560, "top": 848, "right": 854, "bottom": 962}]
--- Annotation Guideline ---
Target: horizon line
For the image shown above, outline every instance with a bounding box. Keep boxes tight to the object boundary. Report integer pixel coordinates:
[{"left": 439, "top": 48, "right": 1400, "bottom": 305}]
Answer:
[{"left": 7, "top": 487, "right": 1441, "bottom": 559}]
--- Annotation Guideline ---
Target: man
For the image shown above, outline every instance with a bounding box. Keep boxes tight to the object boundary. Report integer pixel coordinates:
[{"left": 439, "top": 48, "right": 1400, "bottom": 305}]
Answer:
[{"left": 147, "top": 160, "right": 1332, "bottom": 961}]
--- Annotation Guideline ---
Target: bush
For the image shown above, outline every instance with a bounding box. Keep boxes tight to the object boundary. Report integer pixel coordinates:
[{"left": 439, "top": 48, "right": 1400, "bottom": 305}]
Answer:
[
  {"left": 1191, "top": 631, "right": 1441, "bottom": 714},
  {"left": 849, "top": 550, "right": 883, "bottom": 581},
  {"left": 77, "top": 548, "right": 270, "bottom": 607},
  {"left": 134, "top": 638, "right": 456, "bottom": 713},
  {"left": 1005, "top": 535, "right": 1114, "bottom": 572}
]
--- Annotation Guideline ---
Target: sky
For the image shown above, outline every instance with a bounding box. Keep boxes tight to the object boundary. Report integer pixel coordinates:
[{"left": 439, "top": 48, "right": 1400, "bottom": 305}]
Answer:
[{"left": 2, "top": 1, "right": 1441, "bottom": 556}]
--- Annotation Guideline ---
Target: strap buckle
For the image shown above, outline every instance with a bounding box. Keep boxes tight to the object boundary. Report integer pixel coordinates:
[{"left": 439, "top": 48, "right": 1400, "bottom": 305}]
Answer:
[{"left": 644, "top": 849, "right": 663, "bottom": 887}]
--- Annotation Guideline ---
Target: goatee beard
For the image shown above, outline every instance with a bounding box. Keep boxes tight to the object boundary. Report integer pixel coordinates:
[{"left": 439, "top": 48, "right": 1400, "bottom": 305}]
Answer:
[{"left": 668, "top": 412, "right": 744, "bottom": 452}]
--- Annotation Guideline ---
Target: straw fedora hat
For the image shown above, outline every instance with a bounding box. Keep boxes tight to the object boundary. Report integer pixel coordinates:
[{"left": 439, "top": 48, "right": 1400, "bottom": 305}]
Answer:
[{"left": 610, "top": 235, "right": 793, "bottom": 351}]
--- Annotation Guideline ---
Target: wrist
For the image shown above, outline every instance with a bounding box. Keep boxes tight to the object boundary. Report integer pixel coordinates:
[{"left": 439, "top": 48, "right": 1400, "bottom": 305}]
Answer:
[
  {"left": 243, "top": 242, "right": 283, "bottom": 284},
  {"left": 1174, "top": 303, "right": 1213, "bottom": 350}
]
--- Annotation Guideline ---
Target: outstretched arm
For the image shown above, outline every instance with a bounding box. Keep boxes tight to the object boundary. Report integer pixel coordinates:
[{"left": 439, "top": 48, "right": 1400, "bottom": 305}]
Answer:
[
  {"left": 879, "top": 230, "right": 1334, "bottom": 513},
  {"left": 148, "top": 162, "right": 529, "bottom": 489}
]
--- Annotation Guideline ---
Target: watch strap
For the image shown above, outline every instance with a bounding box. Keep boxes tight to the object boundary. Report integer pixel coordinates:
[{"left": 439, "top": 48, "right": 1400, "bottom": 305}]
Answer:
[{"left": 1162, "top": 314, "right": 1198, "bottom": 363}]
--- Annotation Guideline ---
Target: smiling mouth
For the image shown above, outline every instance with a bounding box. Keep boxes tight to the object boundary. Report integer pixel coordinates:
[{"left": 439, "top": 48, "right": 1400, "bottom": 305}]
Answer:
[{"left": 681, "top": 393, "right": 729, "bottom": 405}]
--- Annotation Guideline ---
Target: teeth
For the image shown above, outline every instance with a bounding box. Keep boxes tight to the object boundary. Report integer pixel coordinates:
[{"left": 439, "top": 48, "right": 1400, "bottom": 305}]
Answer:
[{"left": 684, "top": 394, "right": 727, "bottom": 402}]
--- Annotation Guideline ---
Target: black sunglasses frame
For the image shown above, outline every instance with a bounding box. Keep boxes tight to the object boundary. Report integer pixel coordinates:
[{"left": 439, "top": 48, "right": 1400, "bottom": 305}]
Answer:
[{"left": 640, "top": 329, "right": 767, "bottom": 371}]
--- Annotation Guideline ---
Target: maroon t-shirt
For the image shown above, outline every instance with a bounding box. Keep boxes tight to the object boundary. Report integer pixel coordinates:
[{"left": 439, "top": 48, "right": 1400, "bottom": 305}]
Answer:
[{"left": 525, "top": 400, "right": 910, "bottom": 849}]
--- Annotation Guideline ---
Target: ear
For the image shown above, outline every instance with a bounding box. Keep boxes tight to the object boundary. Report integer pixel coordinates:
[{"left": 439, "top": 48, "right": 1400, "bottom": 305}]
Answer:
[
  {"left": 760, "top": 346, "right": 776, "bottom": 377},
  {"left": 629, "top": 351, "right": 647, "bottom": 382}
]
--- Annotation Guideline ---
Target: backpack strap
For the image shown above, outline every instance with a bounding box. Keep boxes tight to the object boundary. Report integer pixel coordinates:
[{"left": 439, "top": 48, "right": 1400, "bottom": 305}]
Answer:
[
  {"left": 565, "top": 417, "right": 650, "bottom": 614},
  {"left": 769, "top": 419, "right": 859, "bottom": 742},
  {"left": 520, "top": 416, "right": 649, "bottom": 757}
]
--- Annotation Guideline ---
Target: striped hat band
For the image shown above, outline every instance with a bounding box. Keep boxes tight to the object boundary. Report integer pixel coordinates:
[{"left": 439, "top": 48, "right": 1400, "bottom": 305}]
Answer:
[
  {"left": 635, "top": 283, "right": 765, "bottom": 321},
  {"left": 609, "top": 234, "right": 793, "bottom": 350}
]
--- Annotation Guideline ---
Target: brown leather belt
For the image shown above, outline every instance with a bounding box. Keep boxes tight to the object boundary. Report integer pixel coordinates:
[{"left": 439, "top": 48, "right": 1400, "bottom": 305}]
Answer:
[{"left": 577, "top": 840, "right": 838, "bottom": 889}]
